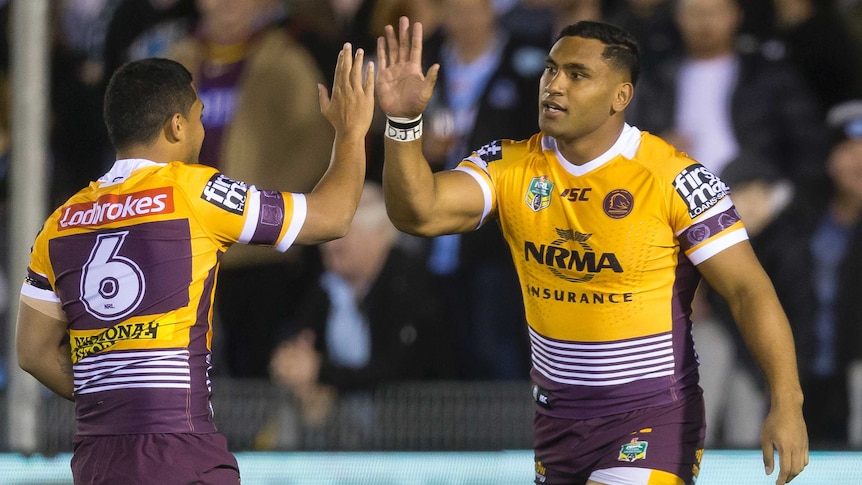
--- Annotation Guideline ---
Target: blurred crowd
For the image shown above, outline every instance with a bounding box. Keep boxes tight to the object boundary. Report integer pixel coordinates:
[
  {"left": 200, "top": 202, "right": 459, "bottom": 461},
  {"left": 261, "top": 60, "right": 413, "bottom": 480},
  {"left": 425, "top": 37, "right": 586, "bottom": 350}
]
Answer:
[{"left": 0, "top": 0, "right": 861, "bottom": 452}]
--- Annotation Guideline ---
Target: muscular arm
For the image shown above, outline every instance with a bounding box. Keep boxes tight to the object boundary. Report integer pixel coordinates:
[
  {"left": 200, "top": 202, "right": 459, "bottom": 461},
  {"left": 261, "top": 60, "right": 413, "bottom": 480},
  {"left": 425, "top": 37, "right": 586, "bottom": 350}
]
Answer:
[
  {"left": 697, "top": 241, "right": 807, "bottom": 484},
  {"left": 16, "top": 296, "right": 74, "bottom": 401},
  {"left": 382, "top": 136, "right": 486, "bottom": 236},
  {"left": 376, "top": 17, "right": 485, "bottom": 237}
]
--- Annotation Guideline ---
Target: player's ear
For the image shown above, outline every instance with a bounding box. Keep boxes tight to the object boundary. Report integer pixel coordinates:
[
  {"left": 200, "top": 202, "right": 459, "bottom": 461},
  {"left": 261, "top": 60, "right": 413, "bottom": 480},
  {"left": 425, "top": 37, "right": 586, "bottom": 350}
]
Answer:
[
  {"left": 165, "top": 113, "right": 184, "bottom": 143},
  {"left": 611, "top": 82, "right": 634, "bottom": 115}
]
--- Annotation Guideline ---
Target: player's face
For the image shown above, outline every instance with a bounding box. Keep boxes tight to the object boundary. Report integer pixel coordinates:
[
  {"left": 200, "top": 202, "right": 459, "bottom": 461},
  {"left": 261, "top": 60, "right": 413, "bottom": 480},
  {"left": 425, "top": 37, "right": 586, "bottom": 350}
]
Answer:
[
  {"left": 184, "top": 92, "right": 205, "bottom": 164},
  {"left": 538, "top": 36, "right": 629, "bottom": 143}
]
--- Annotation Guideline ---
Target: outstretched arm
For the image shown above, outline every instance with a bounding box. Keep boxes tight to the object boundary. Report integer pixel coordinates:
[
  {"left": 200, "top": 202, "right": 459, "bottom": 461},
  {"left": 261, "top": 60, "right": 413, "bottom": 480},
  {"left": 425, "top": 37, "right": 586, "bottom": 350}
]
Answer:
[
  {"left": 376, "top": 16, "right": 485, "bottom": 237},
  {"left": 698, "top": 242, "right": 808, "bottom": 485},
  {"left": 16, "top": 296, "right": 74, "bottom": 401},
  {"left": 297, "top": 43, "right": 376, "bottom": 245}
]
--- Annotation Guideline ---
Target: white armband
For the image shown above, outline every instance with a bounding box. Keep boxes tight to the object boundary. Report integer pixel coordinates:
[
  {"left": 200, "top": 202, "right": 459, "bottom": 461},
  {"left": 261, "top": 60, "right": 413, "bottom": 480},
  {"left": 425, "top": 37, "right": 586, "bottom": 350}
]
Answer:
[{"left": 385, "top": 115, "right": 423, "bottom": 142}]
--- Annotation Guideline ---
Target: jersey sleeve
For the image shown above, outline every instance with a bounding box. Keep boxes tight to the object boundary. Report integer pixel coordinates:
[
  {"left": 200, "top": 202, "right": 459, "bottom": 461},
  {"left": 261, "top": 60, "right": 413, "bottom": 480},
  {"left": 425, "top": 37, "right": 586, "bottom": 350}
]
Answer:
[
  {"left": 21, "top": 227, "right": 61, "bottom": 303},
  {"left": 668, "top": 162, "right": 748, "bottom": 265},
  {"left": 453, "top": 140, "right": 508, "bottom": 228},
  {"left": 182, "top": 168, "right": 307, "bottom": 252}
]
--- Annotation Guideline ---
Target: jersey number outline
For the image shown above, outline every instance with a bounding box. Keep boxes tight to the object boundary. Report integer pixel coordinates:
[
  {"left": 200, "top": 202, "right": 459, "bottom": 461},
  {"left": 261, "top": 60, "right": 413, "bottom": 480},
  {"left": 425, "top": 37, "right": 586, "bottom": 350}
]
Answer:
[{"left": 80, "top": 231, "right": 146, "bottom": 320}]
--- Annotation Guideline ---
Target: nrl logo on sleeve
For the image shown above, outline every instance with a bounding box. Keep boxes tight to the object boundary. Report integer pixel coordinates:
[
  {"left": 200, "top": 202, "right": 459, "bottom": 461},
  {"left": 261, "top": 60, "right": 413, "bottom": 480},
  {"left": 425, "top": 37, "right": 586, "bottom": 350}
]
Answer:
[
  {"left": 201, "top": 173, "right": 247, "bottom": 215},
  {"left": 526, "top": 175, "right": 554, "bottom": 212},
  {"left": 672, "top": 164, "right": 729, "bottom": 218}
]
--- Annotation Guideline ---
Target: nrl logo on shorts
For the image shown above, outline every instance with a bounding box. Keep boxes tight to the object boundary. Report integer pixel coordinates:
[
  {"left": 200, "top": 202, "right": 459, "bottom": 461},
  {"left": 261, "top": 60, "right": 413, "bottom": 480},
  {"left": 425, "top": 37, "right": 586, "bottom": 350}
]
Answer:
[
  {"left": 618, "top": 438, "right": 648, "bottom": 462},
  {"left": 526, "top": 175, "right": 554, "bottom": 212}
]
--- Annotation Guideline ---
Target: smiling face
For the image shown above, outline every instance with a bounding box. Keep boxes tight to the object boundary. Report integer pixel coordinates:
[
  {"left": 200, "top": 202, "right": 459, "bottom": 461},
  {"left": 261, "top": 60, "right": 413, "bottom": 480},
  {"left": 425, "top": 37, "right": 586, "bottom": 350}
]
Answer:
[{"left": 538, "top": 35, "right": 633, "bottom": 149}]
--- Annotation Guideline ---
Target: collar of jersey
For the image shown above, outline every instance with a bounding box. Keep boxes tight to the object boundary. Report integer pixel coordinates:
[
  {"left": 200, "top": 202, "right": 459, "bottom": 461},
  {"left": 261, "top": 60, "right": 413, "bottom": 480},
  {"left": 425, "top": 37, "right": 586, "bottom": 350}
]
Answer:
[
  {"left": 98, "top": 158, "right": 164, "bottom": 187},
  {"left": 546, "top": 123, "right": 641, "bottom": 177}
]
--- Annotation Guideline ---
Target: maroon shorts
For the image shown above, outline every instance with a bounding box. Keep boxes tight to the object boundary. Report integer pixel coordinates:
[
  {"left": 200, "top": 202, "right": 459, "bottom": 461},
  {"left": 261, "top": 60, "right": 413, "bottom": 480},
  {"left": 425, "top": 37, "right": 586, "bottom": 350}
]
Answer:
[
  {"left": 533, "top": 390, "right": 705, "bottom": 485},
  {"left": 71, "top": 432, "right": 240, "bottom": 485}
]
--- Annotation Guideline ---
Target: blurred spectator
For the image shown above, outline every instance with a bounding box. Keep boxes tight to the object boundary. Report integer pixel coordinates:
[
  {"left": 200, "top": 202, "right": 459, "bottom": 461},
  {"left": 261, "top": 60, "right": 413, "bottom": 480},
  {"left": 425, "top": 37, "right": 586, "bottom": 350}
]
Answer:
[
  {"left": 256, "top": 183, "right": 454, "bottom": 450},
  {"left": 498, "top": 0, "right": 608, "bottom": 47},
  {"left": 168, "top": 0, "right": 334, "bottom": 377},
  {"left": 785, "top": 100, "right": 862, "bottom": 448},
  {"left": 627, "top": 0, "right": 829, "bottom": 187},
  {"left": 102, "top": 0, "right": 199, "bottom": 91},
  {"left": 837, "top": 0, "right": 862, "bottom": 48},
  {"left": 604, "top": 0, "right": 681, "bottom": 76},
  {"left": 51, "top": 1, "right": 117, "bottom": 206},
  {"left": 695, "top": 152, "right": 795, "bottom": 447},
  {"left": 702, "top": 100, "right": 862, "bottom": 449},
  {"left": 419, "top": 0, "right": 546, "bottom": 380},
  {"left": 764, "top": 0, "right": 862, "bottom": 115}
]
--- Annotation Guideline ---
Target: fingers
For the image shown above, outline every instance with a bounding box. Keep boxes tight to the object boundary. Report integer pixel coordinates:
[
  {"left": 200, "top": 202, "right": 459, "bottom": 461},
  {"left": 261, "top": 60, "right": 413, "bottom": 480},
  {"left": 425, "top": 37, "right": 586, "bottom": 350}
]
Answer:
[
  {"left": 350, "top": 46, "right": 364, "bottom": 89},
  {"left": 335, "top": 42, "right": 352, "bottom": 87},
  {"left": 379, "top": 16, "right": 422, "bottom": 67},
  {"left": 385, "top": 22, "right": 398, "bottom": 66},
  {"left": 765, "top": 444, "right": 808, "bottom": 485},
  {"left": 410, "top": 18, "right": 424, "bottom": 64},
  {"left": 377, "top": 35, "right": 387, "bottom": 70},
  {"left": 364, "top": 61, "right": 375, "bottom": 99},
  {"left": 398, "top": 16, "right": 410, "bottom": 66}
]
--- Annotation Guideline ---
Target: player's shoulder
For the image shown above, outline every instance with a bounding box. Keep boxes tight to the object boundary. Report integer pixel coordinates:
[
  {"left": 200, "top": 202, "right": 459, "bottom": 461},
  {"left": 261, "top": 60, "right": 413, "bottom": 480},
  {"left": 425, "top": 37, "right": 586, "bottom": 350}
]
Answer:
[
  {"left": 630, "top": 130, "right": 704, "bottom": 179},
  {"left": 468, "top": 133, "right": 543, "bottom": 168}
]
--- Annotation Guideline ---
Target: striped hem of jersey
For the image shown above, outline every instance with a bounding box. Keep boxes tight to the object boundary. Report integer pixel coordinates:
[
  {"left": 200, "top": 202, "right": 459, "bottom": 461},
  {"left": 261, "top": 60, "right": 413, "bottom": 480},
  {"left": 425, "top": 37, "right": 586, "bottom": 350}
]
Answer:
[
  {"left": 73, "top": 349, "right": 190, "bottom": 395},
  {"left": 529, "top": 328, "right": 675, "bottom": 387}
]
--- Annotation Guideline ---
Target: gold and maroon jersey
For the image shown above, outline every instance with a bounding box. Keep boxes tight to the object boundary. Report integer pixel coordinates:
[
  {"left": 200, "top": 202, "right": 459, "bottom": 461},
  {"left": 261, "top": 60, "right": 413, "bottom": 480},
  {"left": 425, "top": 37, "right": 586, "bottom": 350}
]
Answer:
[
  {"left": 21, "top": 159, "right": 306, "bottom": 435},
  {"left": 455, "top": 125, "right": 746, "bottom": 418}
]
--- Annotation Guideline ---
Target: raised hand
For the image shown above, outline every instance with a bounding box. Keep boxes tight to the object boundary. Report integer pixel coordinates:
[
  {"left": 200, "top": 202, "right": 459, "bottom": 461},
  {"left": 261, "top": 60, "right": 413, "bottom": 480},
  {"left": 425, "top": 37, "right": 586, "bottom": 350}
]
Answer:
[
  {"left": 318, "top": 42, "right": 376, "bottom": 138},
  {"left": 376, "top": 16, "right": 439, "bottom": 119}
]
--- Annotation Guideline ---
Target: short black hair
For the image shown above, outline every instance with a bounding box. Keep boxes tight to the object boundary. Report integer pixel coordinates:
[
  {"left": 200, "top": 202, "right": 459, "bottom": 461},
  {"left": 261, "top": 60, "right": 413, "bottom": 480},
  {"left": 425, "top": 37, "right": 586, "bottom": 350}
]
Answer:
[
  {"left": 103, "top": 58, "right": 196, "bottom": 151},
  {"left": 556, "top": 21, "right": 640, "bottom": 87}
]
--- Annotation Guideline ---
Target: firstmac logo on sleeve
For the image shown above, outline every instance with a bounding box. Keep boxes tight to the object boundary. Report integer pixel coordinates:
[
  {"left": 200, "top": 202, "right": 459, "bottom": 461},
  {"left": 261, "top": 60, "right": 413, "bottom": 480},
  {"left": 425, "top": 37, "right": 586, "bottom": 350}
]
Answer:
[
  {"left": 201, "top": 173, "right": 247, "bottom": 215},
  {"left": 672, "top": 164, "right": 729, "bottom": 218},
  {"left": 58, "top": 188, "right": 174, "bottom": 230}
]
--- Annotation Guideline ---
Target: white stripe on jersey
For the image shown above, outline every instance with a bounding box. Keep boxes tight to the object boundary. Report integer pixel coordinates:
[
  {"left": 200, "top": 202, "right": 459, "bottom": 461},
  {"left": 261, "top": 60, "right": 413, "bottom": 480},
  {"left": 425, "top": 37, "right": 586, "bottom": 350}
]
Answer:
[
  {"left": 687, "top": 228, "right": 749, "bottom": 265},
  {"left": 20, "top": 281, "right": 61, "bottom": 302},
  {"left": 276, "top": 193, "right": 306, "bottom": 252},
  {"left": 454, "top": 166, "right": 493, "bottom": 228},
  {"left": 529, "top": 328, "right": 675, "bottom": 386},
  {"left": 238, "top": 187, "right": 261, "bottom": 244},
  {"left": 73, "top": 349, "right": 190, "bottom": 394}
]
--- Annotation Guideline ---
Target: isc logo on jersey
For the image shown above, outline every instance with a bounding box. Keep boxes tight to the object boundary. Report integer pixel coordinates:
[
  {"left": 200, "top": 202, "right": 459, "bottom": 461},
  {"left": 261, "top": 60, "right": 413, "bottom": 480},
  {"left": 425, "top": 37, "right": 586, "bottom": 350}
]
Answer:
[
  {"left": 673, "top": 164, "right": 729, "bottom": 218},
  {"left": 58, "top": 188, "right": 174, "bottom": 230}
]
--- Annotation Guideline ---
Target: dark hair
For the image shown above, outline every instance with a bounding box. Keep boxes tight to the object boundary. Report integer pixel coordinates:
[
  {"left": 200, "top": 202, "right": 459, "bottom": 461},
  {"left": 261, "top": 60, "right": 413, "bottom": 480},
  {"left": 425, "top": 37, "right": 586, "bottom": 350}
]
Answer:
[
  {"left": 103, "top": 58, "right": 196, "bottom": 151},
  {"left": 556, "top": 21, "right": 640, "bottom": 87}
]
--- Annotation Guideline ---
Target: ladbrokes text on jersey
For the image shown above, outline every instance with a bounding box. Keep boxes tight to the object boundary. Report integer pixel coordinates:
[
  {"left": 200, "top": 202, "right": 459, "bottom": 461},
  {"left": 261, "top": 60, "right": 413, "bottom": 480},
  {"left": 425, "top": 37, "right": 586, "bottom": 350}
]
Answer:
[{"left": 58, "top": 188, "right": 175, "bottom": 230}]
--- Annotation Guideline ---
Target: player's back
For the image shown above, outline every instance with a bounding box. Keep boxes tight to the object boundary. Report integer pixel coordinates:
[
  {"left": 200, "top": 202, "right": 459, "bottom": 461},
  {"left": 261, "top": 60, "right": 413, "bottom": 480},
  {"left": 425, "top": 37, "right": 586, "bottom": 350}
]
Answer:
[{"left": 27, "top": 158, "right": 298, "bottom": 435}]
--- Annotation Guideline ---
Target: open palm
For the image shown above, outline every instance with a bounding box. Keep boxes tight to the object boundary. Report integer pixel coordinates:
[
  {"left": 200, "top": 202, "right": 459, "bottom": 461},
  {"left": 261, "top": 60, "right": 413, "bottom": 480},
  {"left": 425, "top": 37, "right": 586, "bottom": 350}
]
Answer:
[{"left": 376, "top": 16, "right": 439, "bottom": 119}]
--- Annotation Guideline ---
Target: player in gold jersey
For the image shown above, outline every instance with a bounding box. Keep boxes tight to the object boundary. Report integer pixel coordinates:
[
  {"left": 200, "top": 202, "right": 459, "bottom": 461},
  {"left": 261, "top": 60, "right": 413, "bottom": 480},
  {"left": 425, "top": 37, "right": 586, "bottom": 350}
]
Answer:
[
  {"left": 376, "top": 17, "right": 808, "bottom": 485},
  {"left": 16, "top": 46, "right": 374, "bottom": 484}
]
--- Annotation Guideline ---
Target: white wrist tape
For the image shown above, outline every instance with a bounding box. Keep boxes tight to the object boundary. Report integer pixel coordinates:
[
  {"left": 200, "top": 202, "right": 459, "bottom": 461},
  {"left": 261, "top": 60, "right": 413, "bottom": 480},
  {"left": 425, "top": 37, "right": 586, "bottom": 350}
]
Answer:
[{"left": 385, "top": 115, "right": 423, "bottom": 142}]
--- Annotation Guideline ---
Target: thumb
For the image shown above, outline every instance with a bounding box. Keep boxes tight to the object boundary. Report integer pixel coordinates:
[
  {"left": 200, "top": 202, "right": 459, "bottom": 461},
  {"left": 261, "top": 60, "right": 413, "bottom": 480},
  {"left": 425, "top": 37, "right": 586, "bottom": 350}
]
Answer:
[
  {"left": 423, "top": 63, "right": 440, "bottom": 97},
  {"left": 762, "top": 440, "right": 775, "bottom": 476},
  {"left": 317, "top": 83, "right": 330, "bottom": 112}
]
